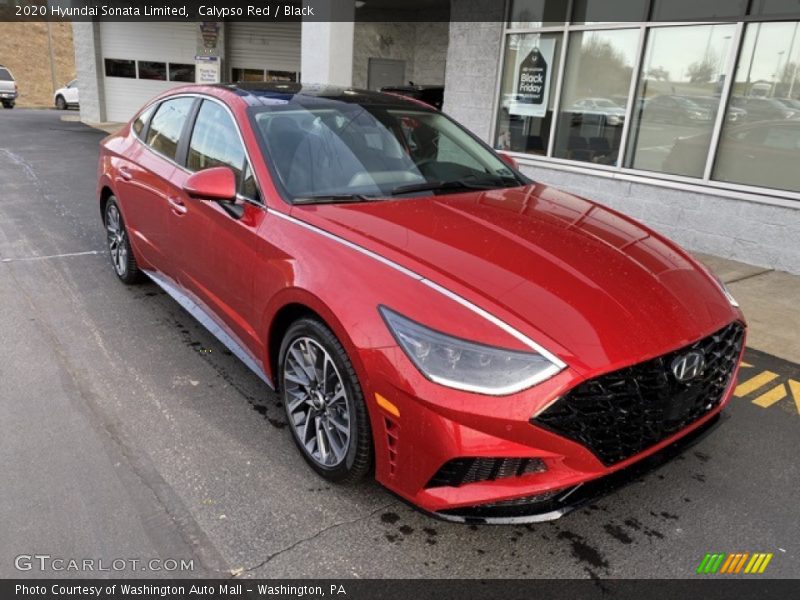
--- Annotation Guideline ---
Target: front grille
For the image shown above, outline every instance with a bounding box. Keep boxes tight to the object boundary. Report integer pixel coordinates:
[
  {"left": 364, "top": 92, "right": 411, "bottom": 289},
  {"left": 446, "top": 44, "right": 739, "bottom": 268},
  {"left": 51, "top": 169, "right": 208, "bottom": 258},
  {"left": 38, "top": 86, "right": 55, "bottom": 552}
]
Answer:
[
  {"left": 426, "top": 457, "right": 546, "bottom": 488},
  {"left": 533, "top": 321, "right": 744, "bottom": 466}
]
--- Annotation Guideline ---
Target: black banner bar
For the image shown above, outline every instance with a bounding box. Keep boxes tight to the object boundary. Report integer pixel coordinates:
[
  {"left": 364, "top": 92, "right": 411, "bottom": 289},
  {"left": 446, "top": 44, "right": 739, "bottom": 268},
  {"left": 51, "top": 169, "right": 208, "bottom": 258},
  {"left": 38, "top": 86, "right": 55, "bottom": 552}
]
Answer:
[
  {"left": 3, "top": 579, "right": 800, "bottom": 600},
  {"left": 2, "top": 0, "right": 800, "bottom": 22}
]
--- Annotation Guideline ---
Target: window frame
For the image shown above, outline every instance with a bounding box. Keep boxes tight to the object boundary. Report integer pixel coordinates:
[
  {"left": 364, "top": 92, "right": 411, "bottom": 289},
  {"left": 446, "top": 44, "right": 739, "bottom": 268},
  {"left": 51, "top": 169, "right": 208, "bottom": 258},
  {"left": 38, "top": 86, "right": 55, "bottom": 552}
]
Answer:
[
  {"left": 180, "top": 94, "right": 267, "bottom": 208},
  {"left": 494, "top": 0, "right": 800, "bottom": 205},
  {"left": 143, "top": 96, "right": 197, "bottom": 163},
  {"left": 184, "top": 98, "right": 257, "bottom": 202}
]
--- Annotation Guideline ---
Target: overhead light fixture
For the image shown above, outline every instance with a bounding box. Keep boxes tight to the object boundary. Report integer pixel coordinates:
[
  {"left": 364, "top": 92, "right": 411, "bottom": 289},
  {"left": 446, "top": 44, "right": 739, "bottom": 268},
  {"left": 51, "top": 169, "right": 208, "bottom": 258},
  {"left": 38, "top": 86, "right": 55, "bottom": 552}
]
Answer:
[{"left": 355, "top": 1, "right": 366, "bottom": 8}]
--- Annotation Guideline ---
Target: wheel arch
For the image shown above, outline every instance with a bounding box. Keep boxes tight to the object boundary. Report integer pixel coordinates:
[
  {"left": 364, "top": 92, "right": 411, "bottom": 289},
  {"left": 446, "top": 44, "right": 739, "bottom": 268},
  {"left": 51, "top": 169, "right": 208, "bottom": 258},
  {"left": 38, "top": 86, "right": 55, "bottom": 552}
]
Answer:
[
  {"left": 99, "top": 185, "right": 114, "bottom": 218},
  {"left": 262, "top": 289, "right": 370, "bottom": 395}
]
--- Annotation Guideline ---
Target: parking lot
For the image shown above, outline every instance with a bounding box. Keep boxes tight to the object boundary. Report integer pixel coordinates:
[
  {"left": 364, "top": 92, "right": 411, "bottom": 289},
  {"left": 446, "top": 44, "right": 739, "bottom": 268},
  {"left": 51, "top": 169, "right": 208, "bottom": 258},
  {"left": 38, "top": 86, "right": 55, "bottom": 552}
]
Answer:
[{"left": 1, "top": 109, "right": 798, "bottom": 579}]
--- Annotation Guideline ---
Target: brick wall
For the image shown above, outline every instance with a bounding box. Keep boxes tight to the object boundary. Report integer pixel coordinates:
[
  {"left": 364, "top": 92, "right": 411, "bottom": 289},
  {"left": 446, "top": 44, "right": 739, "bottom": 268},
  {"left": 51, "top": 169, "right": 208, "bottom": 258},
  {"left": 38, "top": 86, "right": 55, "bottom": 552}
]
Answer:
[
  {"left": 521, "top": 165, "right": 800, "bottom": 275},
  {"left": 441, "top": 0, "right": 505, "bottom": 141}
]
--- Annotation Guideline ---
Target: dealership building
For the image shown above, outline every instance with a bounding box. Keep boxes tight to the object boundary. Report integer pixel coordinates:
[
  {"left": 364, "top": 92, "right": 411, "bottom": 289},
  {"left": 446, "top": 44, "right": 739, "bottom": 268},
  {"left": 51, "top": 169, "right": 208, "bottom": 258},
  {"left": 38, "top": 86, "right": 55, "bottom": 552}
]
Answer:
[{"left": 72, "top": 0, "right": 800, "bottom": 274}]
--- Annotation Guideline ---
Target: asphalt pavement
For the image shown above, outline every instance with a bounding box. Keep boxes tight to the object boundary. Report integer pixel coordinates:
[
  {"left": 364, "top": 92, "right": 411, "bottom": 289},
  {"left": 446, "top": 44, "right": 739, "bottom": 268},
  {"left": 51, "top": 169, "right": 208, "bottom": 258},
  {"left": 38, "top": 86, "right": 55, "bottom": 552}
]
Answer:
[{"left": 0, "top": 109, "right": 797, "bottom": 579}]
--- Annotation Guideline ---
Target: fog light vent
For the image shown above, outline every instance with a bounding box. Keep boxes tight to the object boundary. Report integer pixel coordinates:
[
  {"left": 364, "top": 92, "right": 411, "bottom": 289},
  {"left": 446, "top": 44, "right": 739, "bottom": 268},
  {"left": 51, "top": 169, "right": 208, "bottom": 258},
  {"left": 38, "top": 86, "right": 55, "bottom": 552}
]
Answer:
[{"left": 426, "top": 457, "right": 546, "bottom": 488}]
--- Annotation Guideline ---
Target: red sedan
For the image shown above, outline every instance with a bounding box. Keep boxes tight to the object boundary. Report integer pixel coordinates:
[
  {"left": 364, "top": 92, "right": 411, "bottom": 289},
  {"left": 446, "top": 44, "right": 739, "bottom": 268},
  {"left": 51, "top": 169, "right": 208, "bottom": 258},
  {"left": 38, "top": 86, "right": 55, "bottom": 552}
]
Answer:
[{"left": 97, "top": 83, "right": 745, "bottom": 524}]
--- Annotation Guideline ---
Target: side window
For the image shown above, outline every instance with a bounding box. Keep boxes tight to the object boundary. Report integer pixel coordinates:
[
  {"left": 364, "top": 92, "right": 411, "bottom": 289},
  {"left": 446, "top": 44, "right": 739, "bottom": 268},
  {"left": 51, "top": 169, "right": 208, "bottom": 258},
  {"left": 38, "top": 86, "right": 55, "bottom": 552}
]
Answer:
[
  {"left": 242, "top": 163, "right": 260, "bottom": 201},
  {"left": 186, "top": 100, "right": 244, "bottom": 182},
  {"left": 187, "top": 100, "right": 250, "bottom": 194},
  {"left": 145, "top": 97, "right": 195, "bottom": 160},
  {"left": 132, "top": 104, "right": 155, "bottom": 138}
]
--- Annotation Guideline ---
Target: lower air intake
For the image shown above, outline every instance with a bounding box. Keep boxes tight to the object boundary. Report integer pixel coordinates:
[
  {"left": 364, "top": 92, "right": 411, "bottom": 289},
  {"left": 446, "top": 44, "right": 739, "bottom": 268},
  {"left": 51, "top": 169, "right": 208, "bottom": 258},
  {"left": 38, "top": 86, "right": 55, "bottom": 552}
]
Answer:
[{"left": 426, "top": 457, "right": 546, "bottom": 488}]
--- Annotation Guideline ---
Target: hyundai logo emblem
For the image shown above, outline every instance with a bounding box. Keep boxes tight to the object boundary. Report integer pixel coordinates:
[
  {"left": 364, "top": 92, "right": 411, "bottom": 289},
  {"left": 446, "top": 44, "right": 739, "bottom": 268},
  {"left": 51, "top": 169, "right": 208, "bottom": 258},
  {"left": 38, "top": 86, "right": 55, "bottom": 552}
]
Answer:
[{"left": 671, "top": 351, "right": 706, "bottom": 383}]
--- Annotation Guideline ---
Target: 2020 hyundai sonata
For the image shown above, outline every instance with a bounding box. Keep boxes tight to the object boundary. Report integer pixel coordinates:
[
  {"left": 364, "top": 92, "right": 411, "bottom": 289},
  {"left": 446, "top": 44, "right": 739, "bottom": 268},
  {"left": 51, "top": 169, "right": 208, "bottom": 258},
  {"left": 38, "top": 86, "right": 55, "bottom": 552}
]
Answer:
[{"left": 97, "top": 83, "right": 745, "bottom": 523}]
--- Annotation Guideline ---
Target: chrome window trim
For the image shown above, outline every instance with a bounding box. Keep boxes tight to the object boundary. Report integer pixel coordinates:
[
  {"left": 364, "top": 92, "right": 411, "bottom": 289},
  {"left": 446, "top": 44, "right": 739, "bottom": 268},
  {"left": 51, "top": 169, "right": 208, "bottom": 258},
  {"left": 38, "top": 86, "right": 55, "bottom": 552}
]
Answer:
[
  {"left": 132, "top": 92, "right": 266, "bottom": 208},
  {"left": 266, "top": 208, "right": 568, "bottom": 374}
]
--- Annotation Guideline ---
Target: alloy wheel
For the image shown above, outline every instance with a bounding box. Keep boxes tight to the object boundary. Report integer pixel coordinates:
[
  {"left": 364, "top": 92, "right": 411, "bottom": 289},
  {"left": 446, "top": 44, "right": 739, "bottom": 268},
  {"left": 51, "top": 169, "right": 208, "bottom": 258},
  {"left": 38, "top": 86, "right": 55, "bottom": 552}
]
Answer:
[
  {"left": 105, "top": 204, "right": 128, "bottom": 277},
  {"left": 283, "top": 337, "right": 351, "bottom": 468}
]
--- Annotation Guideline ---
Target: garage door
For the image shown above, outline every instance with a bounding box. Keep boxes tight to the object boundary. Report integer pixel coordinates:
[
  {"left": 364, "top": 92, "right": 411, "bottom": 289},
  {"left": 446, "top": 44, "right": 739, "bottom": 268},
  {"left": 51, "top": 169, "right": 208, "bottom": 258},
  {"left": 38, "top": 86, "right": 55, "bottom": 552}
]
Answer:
[
  {"left": 100, "top": 22, "right": 197, "bottom": 122},
  {"left": 228, "top": 22, "right": 301, "bottom": 81}
]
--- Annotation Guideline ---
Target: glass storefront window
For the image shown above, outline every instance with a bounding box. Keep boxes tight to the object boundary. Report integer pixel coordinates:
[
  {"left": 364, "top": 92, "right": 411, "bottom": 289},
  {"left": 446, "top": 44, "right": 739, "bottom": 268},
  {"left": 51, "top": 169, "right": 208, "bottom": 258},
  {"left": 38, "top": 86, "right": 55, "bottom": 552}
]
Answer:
[
  {"left": 650, "top": 0, "right": 747, "bottom": 20},
  {"left": 625, "top": 24, "right": 735, "bottom": 178},
  {"left": 495, "top": 33, "right": 561, "bottom": 155},
  {"left": 553, "top": 29, "right": 640, "bottom": 165},
  {"left": 713, "top": 21, "right": 800, "bottom": 192},
  {"left": 509, "top": 0, "right": 569, "bottom": 28},
  {"left": 232, "top": 68, "right": 266, "bottom": 82},
  {"left": 571, "top": 0, "right": 648, "bottom": 23}
]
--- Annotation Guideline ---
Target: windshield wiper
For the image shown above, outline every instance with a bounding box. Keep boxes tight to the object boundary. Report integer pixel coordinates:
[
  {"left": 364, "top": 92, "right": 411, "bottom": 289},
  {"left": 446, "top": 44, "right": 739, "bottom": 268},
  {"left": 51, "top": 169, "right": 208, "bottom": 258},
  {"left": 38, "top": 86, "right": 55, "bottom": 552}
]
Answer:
[
  {"left": 390, "top": 175, "right": 519, "bottom": 197},
  {"left": 292, "top": 194, "right": 377, "bottom": 205}
]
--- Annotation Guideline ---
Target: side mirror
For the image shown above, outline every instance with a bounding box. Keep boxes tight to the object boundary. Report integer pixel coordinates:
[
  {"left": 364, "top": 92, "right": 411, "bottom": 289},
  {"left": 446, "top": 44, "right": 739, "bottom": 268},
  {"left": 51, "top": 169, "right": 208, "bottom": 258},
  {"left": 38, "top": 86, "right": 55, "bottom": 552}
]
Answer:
[
  {"left": 183, "top": 166, "right": 237, "bottom": 201},
  {"left": 498, "top": 152, "right": 519, "bottom": 171}
]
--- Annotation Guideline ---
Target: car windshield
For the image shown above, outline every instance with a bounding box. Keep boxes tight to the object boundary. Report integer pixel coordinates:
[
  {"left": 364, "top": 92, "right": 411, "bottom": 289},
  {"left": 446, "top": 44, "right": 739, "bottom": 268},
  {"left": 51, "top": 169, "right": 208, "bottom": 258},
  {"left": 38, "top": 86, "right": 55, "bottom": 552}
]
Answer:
[
  {"left": 251, "top": 102, "right": 522, "bottom": 202},
  {"left": 0, "top": 68, "right": 12, "bottom": 81}
]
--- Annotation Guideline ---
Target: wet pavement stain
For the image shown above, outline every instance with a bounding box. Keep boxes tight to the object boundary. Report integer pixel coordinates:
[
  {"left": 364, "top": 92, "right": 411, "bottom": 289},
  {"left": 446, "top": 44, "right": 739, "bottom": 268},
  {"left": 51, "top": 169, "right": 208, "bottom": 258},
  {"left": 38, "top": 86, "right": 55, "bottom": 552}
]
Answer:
[
  {"left": 694, "top": 451, "right": 711, "bottom": 463},
  {"left": 556, "top": 530, "right": 610, "bottom": 570},
  {"left": 603, "top": 523, "right": 633, "bottom": 544},
  {"left": 168, "top": 315, "right": 288, "bottom": 429},
  {"left": 380, "top": 511, "right": 400, "bottom": 525}
]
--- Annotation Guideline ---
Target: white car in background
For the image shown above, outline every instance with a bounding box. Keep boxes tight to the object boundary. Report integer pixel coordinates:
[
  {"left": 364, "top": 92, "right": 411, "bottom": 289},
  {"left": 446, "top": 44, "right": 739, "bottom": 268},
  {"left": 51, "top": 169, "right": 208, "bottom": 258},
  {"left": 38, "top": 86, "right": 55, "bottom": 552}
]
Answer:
[{"left": 54, "top": 79, "right": 79, "bottom": 110}]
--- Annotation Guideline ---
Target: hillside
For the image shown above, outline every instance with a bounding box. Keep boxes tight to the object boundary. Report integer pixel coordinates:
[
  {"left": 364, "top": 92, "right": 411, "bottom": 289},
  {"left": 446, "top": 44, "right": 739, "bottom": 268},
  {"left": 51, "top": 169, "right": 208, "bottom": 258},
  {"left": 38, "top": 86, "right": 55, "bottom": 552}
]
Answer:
[{"left": 0, "top": 22, "right": 76, "bottom": 107}]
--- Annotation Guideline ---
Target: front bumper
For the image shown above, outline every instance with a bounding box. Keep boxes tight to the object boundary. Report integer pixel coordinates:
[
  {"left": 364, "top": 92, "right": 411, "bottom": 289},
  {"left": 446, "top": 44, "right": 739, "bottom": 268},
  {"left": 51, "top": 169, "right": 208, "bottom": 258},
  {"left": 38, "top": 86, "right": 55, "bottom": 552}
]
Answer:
[
  {"left": 431, "top": 413, "right": 723, "bottom": 524},
  {"left": 363, "top": 321, "right": 744, "bottom": 523},
  {"left": 0, "top": 92, "right": 17, "bottom": 99}
]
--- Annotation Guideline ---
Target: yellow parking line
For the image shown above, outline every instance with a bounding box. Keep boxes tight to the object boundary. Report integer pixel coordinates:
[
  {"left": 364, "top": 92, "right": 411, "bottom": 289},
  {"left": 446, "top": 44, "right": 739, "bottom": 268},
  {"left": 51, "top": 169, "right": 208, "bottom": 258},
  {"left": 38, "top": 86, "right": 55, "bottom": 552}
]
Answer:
[
  {"left": 789, "top": 380, "right": 800, "bottom": 415},
  {"left": 740, "top": 361, "right": 753, "bottom": 368},
  {"left": 734, "top": 371, "right": 779, "bottom": 397},
  {"left": 752, "top": 384, "right": 787, "bottom": 408}
]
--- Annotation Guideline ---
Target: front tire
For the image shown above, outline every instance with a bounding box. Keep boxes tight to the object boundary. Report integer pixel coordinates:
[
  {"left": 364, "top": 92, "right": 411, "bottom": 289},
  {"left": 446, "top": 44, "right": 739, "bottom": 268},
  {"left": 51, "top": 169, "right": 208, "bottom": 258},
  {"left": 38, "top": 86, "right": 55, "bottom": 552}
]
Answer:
[
  {"left": 55, "top": 95, "right": 67, "bottom": 110},
  {"left": 2, "top": 101, "right": 13, "bottom": 109},
  {"left": 279, "top": 318, "right": 373, "bottom": 483},
  {"left": 104, "top": 197, "right": 143, "bottom": 284}
]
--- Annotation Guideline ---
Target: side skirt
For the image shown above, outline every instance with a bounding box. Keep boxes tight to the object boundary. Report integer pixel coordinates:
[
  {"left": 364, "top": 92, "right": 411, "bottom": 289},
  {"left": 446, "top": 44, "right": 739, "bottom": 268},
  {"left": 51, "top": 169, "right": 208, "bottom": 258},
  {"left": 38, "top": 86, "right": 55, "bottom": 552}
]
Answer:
[{"left": 142, "top": 269, "right": 274, "bottom": 389}]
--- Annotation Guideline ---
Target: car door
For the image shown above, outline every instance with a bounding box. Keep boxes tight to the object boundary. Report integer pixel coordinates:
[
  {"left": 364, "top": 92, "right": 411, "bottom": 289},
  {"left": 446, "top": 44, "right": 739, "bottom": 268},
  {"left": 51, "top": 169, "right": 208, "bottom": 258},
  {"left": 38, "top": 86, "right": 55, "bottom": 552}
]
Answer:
[
  {"left": 65, "top": 80, "right": 79, "bottom": 104},
  {"left": 117, "top": 96, "right": 196, "bottom": 278},
  {"left": 167, "top": 98, "right": 268, "bottom": 358}
]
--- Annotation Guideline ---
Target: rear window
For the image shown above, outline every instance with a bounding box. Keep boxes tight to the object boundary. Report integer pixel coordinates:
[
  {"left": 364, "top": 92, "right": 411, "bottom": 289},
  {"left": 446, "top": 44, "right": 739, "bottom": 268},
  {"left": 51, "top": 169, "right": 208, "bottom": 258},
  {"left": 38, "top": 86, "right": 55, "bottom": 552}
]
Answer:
[
  {"left": 145, "top": 97, "right": 195, "bottom": 161},
  {"left": 132, "top": 104, "right": 155, "bottom": 138},
  {"left": 0, "top": 68, "right": 12, "bottom": 81}
]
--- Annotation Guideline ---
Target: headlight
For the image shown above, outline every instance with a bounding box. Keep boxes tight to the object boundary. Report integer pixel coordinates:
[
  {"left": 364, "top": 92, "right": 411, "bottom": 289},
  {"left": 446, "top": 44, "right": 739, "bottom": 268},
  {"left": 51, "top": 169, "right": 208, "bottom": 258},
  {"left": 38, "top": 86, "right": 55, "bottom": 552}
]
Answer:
[
  {"left": 712, "top": 274, "right": 739, "bottom": 308},
  {"left": 379, "top": 307, "right": 562, "bottom": 395}
]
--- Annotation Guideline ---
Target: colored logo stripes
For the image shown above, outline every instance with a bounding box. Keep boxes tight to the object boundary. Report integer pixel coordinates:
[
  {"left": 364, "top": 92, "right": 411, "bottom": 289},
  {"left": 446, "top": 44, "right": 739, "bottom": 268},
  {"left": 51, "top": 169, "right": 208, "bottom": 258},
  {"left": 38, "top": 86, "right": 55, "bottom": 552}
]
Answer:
[{"left": 697, "top": 552, "right": 773, "bottom": 574}]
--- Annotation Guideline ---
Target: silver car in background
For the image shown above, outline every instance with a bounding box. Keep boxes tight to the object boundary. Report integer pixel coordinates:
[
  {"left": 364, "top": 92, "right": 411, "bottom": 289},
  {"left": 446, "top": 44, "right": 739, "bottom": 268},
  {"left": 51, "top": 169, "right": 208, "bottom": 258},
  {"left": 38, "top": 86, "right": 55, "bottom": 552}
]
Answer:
[{"left": 0, "top": 65, "right": 17, "bottom": 109}]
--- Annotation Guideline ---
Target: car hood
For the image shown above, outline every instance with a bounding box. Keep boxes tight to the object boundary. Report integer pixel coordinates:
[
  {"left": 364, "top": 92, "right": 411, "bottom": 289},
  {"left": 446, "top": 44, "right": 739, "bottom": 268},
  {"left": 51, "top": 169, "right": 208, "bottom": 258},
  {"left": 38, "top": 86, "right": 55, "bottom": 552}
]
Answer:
[{"left": 292, "top": 183, "right": 739, "bottom": 375}]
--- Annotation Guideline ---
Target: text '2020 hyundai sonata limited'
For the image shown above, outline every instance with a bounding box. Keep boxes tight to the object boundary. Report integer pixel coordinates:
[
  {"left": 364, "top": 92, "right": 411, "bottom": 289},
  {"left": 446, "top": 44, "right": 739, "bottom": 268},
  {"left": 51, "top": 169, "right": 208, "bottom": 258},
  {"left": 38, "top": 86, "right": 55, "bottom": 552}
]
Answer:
[{"left": 97, "top": 83, "right": 745, "bottom": 524}]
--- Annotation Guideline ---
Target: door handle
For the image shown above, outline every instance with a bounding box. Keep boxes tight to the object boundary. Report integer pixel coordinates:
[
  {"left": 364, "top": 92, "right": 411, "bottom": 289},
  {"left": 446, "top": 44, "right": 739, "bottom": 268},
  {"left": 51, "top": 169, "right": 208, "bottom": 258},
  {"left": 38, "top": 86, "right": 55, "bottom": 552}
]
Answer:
[
  {"left": 119, "top": 166, "right": 133, "bottom": 181},
  {"left": 167, "top": 195, "right": 187, "bottom": 215}
]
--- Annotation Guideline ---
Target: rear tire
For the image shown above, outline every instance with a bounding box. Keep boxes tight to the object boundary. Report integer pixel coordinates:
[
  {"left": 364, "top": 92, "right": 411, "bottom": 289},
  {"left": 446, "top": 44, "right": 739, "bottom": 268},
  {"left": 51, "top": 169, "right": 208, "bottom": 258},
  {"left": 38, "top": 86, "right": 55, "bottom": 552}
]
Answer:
[
  {"left": 104, "top": 197, "right": 143, "bottom": 284},
  {"left": 279, "top": 318, "right": 373, "bottom": 483},
  {"left": 55, "top": 95, "right": 66, "bottom": 110}
]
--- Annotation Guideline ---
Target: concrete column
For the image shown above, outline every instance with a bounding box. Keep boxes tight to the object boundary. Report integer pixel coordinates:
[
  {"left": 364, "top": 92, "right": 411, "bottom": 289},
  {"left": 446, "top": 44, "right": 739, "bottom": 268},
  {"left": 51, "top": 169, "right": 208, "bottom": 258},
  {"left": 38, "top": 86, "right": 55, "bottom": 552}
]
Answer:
[
  {"left": 71, "top": 21, "right": 106, "bottom": 123},
  {"left": 442, "top": 0, "right": 506, "bottom": 143},
  {"left": 301, "top": 0, "right": 355, "bottom": 86}
]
